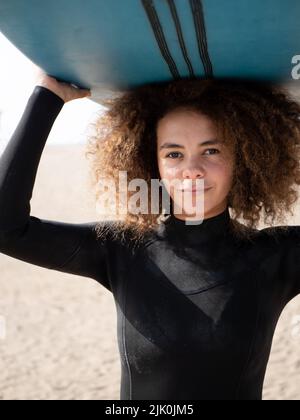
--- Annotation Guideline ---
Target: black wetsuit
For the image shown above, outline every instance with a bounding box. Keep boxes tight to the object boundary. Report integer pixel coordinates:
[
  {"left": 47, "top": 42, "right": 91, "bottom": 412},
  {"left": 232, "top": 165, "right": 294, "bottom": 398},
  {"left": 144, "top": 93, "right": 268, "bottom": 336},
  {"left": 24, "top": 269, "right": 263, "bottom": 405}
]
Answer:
[{"left": 1, "top": 86, "right": 300, "bottom": 400}]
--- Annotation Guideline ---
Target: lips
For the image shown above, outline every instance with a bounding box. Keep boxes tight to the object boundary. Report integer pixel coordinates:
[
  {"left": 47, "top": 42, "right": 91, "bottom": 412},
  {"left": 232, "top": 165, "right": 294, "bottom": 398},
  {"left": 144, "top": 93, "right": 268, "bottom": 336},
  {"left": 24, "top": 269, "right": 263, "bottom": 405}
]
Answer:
[{"left": 181, "top": 187, "right": 212, "bottom": 192}]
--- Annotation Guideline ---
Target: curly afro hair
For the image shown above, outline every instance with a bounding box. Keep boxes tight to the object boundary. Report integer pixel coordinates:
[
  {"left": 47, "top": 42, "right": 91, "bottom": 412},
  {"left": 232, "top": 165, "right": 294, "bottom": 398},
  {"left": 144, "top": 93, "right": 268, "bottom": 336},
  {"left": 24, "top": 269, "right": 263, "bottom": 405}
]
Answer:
[{"left": 85, "top": 77, "right": 300, "bottom": 245}]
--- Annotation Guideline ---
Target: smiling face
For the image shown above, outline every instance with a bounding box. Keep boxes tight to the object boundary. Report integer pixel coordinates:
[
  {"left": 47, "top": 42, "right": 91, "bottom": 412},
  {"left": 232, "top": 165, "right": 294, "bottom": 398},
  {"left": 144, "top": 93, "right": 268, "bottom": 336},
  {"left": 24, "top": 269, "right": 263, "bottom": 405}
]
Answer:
[{"left": 156, "top": 107, "right": 235, "bottom": 221}]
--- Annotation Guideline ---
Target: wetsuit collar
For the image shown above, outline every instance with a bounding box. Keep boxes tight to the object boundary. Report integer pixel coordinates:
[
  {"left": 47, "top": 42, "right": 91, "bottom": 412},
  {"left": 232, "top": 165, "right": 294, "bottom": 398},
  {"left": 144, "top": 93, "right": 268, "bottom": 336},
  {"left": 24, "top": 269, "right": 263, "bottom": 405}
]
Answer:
[{"left": 163, "top": 207, "right": 232, "bottom": 243}]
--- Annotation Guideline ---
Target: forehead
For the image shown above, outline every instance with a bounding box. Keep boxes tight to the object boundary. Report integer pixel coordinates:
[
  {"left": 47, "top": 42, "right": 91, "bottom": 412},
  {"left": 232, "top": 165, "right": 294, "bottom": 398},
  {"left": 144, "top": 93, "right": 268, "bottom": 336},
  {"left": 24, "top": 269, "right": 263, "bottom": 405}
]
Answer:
[
  {"left": 159, "top": 107, "right": 209, "bottom": 121},
  {"left": 156, "top": 110, "right": 234, "bottom": 157},
  {"left": 157, "top": 109, "right": 217, "bottom": 138}
]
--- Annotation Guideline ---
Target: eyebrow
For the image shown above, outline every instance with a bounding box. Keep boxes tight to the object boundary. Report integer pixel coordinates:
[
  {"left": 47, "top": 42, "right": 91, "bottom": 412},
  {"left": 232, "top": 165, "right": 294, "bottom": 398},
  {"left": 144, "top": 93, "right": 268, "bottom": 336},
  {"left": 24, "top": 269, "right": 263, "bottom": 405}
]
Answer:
[{"left": 159, "top": 139, "right": 221, "bottom": 151}]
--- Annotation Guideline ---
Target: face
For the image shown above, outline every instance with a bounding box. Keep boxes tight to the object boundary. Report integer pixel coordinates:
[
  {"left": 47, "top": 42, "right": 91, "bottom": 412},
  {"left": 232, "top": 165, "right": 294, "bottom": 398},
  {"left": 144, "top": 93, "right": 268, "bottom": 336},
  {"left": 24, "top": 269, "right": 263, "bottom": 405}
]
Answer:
[{"left": 156, "top": 108, "right": 235, "bottom": 221}]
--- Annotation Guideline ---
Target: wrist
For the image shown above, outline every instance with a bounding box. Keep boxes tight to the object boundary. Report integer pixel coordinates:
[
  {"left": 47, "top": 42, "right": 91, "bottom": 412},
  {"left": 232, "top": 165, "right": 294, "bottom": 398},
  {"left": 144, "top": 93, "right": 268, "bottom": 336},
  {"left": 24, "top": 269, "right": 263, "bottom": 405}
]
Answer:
[
  {"left": 33, "top": 85, "right": 66, "bottom": 106},
  {"left": 35, "top": 82, "right": 65, "bottom": 103}
]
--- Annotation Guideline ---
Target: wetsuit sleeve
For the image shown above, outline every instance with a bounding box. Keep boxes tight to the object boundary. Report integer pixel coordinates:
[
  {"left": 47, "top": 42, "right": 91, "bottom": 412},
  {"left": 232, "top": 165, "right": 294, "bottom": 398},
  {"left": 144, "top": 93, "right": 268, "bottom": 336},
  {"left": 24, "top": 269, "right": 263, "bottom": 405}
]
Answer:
[
  {"left": 262, "top": 225, "right": 300, "bottom": 302},
  {"left": 0, "top": 85, "right": 112, "bottom": 292},
  {"left": 282, "top": 226, "right": 300, "bottom": 300}
]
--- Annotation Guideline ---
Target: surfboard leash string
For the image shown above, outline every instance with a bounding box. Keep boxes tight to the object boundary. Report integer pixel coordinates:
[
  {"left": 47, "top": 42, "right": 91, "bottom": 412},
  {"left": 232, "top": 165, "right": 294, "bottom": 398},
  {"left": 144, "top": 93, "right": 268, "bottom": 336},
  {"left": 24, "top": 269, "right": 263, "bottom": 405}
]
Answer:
[
  {"left": 141, "top": 0, "right": 181, "bottom": 79},
  {"left": 189, "top": 0, "right": 213, "bottom": 77},
  {"left": 141, "top": 0, "right": 214, "bottom": 79},
  {"left": 166, "top": 0, "right": 195, "bottom": 78}
]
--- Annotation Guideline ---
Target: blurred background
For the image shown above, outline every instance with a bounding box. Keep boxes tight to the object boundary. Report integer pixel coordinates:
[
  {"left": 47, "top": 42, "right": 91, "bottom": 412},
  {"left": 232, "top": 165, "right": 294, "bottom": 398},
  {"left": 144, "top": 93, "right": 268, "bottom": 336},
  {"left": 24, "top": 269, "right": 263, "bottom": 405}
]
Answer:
[
  {"left": 1, "top": 31, "right": 300, "bottom": 400},
  {"left": 0, "top": 32, "right": 105, "bottom": 152}
]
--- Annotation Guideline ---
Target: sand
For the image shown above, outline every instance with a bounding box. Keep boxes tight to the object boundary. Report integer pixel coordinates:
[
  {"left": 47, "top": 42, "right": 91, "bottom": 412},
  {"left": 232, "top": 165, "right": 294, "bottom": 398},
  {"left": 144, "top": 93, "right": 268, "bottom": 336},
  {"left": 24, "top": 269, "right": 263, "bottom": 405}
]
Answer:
[{"left": 1, "top": 143, "right": 300, "bottom": 400}]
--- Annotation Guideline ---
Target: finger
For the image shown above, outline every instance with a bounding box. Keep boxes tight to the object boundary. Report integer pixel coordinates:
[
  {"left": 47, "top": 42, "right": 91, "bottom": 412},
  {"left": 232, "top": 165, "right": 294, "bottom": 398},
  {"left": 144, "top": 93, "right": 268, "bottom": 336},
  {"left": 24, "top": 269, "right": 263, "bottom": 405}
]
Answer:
[{"left": 80, "top": 89, "right": 92, "bottom": 97}]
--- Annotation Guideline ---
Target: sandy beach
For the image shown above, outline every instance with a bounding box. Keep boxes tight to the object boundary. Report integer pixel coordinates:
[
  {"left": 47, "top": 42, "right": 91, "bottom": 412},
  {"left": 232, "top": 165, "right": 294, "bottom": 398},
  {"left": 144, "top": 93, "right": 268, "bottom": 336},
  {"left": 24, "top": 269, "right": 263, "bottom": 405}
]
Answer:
[{"left": 1, "top": 143, "right": 300, "bottom": 400}]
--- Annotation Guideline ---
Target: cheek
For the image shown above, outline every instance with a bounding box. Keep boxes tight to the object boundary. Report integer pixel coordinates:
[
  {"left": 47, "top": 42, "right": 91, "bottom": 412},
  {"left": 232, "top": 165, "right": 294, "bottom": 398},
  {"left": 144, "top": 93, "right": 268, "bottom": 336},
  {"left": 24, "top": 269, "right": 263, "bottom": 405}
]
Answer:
[
  {"left": 211, "top": 160, "right": 234, "bottom": 189},
  {"left": 158, "top": 159, "right": 180, "bottom": 180},
  {"left": 157, "top": 160, "right": 181, "bottom": 198}
]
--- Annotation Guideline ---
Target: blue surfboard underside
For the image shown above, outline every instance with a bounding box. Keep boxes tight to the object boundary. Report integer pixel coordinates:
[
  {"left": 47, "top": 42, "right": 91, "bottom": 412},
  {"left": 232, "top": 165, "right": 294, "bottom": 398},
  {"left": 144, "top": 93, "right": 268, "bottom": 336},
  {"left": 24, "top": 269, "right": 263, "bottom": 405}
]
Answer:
[{"left": 0, "top": 0, "right": 299, "bottom": 104}]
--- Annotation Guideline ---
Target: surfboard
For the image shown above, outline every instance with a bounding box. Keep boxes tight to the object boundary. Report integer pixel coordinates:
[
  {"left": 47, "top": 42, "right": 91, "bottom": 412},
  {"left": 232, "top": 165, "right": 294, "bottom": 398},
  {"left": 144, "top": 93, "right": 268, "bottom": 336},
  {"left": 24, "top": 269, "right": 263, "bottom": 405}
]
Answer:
[{"left": 0, "top": 0, "right": 299, "bottom": 105}]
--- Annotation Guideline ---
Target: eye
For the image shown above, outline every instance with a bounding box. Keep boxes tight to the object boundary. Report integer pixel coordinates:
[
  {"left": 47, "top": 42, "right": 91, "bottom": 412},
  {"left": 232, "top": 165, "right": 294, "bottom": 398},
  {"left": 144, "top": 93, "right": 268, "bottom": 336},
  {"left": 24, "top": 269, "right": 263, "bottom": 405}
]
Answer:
[
  {"left": 203, "top": 148, "right": 220, "bottom": 155},
  {"left": 165, "top": 152, "right": 183, "bottom": 159},
  {"left": 165, "top": 149, "right": 220, "bottom": 159}
]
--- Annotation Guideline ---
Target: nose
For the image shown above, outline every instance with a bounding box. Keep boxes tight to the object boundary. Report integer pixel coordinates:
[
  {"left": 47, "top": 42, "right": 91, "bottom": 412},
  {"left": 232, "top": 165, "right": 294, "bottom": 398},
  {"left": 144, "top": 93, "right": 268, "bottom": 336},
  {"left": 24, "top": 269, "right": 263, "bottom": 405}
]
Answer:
[{"left": 182, "top": 164, "right": 205, "bottom": 179}]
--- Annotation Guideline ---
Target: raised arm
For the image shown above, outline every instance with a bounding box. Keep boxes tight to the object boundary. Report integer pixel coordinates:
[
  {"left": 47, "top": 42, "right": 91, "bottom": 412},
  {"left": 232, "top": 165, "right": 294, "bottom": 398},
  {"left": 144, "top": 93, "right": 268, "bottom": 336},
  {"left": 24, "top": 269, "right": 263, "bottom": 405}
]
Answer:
[{"left": 0, "top": 79, "right": 112, "bottom": 292}]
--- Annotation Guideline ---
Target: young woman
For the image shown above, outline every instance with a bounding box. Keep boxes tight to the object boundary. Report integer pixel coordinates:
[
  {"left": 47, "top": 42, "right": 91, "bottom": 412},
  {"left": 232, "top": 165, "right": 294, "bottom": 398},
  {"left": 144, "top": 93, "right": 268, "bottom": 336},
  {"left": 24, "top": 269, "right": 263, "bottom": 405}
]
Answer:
[{"left": 1, "top": 74, "right": 300, "bottom": 400}]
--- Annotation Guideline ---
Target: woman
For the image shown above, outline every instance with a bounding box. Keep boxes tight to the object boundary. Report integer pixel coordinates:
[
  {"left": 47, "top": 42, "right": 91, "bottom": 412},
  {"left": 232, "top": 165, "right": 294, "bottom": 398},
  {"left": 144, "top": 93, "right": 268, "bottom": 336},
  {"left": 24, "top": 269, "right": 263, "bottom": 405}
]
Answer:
[{"left": 1, "top": 74, "right": 300, "bottom": 400}]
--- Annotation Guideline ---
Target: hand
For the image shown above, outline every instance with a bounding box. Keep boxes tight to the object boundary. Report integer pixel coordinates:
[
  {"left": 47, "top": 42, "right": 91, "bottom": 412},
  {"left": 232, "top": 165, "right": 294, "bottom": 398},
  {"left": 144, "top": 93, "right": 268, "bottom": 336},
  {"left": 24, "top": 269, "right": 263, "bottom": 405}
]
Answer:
[{"left": 35, "top": 72, "right": 91, "bottom": 103}]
